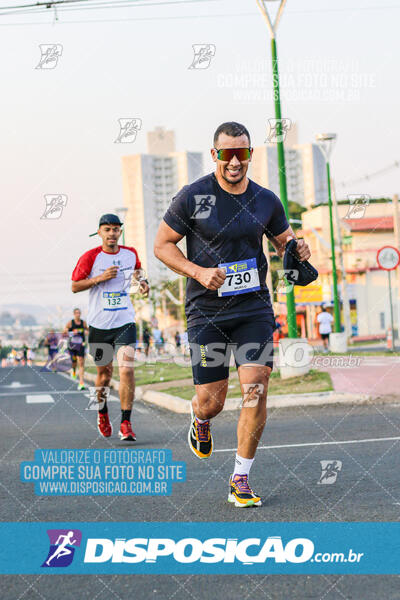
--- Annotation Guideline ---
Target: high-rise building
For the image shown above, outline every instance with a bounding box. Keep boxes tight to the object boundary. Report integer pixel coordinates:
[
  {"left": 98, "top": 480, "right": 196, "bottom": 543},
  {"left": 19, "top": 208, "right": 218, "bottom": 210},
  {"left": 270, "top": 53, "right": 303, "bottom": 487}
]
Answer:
[
  {"left": 251, "top": 145, "right": 304, "bottom": 206},
  {"left": 122, "top": 128, "right": 203, "bottom": 283},
  {"left": 297, "top": 143, "right": 327, "bottom": 208},
  {"left": 147, "top": 126, "right": 176, "bottom": 155},
  {"left": 251, "top": 134, "right": 327, "bottom": 208}
]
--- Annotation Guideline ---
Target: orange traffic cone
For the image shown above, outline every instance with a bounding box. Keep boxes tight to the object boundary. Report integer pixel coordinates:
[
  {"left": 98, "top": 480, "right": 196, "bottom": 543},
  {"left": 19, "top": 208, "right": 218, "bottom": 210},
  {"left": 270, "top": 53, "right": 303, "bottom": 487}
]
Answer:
[{"left": 387, "top": 328, "right": 393, "bottom": 350}]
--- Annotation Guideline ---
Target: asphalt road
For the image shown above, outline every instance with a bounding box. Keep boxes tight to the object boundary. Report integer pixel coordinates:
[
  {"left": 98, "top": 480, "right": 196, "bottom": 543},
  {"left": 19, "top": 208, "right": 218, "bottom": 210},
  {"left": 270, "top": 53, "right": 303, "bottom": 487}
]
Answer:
[{"left": 1, "top": 365, "right": 400, "bottom": 599}]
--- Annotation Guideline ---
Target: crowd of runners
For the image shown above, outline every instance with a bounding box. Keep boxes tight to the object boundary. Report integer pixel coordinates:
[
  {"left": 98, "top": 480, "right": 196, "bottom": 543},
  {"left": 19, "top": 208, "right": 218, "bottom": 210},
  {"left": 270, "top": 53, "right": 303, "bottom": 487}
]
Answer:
[
  {"left": 68, "top": 121, "right": 313, "bottom": 507},
  {"left": 9, "top": 121, "right": 322, "bottom": 507}
]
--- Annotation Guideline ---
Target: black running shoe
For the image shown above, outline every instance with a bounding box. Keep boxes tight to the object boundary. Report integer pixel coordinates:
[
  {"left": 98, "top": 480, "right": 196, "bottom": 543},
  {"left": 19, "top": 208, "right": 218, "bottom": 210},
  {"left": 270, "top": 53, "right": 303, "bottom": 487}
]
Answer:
[{"left": 188, "top": 405, "right": 213, "bottom": 459}]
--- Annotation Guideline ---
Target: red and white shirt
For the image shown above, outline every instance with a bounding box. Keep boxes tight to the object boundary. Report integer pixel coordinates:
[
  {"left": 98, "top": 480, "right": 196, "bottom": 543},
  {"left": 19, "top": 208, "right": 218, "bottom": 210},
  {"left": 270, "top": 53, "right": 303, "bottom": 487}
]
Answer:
[{"left": 71, "top": 246, "right": 141, "bottom": 330}]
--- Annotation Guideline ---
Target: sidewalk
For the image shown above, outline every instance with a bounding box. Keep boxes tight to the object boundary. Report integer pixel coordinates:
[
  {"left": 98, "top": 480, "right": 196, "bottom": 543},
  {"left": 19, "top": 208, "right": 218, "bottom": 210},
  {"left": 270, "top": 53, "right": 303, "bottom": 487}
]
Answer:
[
  {"left": 83, "top": 353, "right": 400, "bottom": 414},
  {"left": 318, "top": 355, "right": 400, "bottom": 396}
]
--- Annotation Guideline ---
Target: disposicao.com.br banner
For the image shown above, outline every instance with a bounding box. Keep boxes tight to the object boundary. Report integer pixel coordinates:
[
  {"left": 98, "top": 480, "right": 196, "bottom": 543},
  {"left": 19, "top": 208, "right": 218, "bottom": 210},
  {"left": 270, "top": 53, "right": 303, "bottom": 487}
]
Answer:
[{"left": 0, "top": 522, "right": 399, "bottom": 575}]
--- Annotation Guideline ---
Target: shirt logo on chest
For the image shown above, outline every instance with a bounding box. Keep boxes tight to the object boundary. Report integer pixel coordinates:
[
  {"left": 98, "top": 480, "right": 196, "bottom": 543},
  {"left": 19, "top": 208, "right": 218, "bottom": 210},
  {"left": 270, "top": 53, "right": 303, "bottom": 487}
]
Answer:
[{"left": 191, "top": 195, "right": 216, "bottom": 219}]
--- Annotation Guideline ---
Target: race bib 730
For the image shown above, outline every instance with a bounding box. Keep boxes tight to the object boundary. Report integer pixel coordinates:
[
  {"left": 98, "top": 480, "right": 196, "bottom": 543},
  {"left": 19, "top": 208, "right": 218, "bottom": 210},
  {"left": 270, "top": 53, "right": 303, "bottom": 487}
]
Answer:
[{"left": 217, "top": 258, "right": 261, "bottom": 297}]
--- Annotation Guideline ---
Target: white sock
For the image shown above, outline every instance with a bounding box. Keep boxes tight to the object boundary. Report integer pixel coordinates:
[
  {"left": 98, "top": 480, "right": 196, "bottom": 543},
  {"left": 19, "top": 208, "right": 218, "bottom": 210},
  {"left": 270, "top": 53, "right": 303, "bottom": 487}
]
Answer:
[
  {"left": 233, "top": 454, "right": 254, "bottom": 477},
  {"left": 195, "top": 416, "right": 209, "bottom": 424}
]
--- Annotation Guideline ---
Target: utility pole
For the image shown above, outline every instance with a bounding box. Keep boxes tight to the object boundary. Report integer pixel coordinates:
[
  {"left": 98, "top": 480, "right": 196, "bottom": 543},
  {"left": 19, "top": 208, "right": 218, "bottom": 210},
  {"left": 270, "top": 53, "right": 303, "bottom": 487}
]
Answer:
[
  {"left": 332, "top": 181, "right": 352, "bottom": 341},
  {"left": 256, "top": 0, "right": 297, "bottom": 339},
  {"left": 393, "top": 194, "right": 400, "bottom": 340},
  {"left": 316, "top": 133, "right": 341, "bottom": 333}
]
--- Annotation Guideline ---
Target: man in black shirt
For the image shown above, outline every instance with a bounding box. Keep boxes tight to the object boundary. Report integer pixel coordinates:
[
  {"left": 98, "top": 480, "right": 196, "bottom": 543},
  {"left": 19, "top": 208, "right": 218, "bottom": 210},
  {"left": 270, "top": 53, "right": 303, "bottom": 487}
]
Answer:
[{"left": 154, "top": 122, "right": 311, "bottom": 507}]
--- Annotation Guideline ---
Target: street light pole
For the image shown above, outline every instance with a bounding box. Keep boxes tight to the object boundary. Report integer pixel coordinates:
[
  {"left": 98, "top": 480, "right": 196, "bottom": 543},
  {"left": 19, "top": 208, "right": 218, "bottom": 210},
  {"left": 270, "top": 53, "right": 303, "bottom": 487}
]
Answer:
[
  {"left": 331, "top": 178, "right": 352, "bottom": 340},
  {"left": 316, "top": 133, "right": 341, "bottom": 333},
  {"left": 256, "top": 0, "right": 297, "bottom": 338}
]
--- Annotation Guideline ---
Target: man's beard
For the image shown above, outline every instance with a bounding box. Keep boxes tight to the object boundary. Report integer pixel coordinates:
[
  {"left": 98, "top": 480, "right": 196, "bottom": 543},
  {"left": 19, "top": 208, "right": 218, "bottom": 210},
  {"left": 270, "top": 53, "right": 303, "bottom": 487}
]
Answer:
[{"left": 221, "top": 168, "right": 245, "bottom": 185}]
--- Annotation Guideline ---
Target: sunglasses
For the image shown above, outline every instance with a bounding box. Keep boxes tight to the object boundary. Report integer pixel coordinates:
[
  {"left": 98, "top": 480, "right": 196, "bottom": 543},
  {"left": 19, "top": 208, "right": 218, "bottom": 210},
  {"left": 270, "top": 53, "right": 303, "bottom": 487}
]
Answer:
[{"left": 214, "top": 147, "right": 252, "bottom": 161}]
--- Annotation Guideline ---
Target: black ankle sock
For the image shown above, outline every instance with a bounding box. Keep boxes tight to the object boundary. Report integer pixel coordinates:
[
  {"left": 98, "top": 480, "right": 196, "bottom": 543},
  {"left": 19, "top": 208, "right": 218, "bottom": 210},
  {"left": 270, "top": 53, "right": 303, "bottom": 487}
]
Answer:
[
  {"left": 121, "top": 409, "right": 131, "bottom": 423},
  {"left": 98, "top": 403, "right": 108, "bottom": 415}
]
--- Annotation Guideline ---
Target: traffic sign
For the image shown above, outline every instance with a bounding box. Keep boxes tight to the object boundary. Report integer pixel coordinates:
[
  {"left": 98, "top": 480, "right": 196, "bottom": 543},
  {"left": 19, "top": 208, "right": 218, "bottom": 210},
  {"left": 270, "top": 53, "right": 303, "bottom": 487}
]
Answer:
[
  {"left": 376, "top": 246, "right": 400, "bottom": 271},
  {"left": 376, "top": 246, "right": 399, "bottom": 351}
]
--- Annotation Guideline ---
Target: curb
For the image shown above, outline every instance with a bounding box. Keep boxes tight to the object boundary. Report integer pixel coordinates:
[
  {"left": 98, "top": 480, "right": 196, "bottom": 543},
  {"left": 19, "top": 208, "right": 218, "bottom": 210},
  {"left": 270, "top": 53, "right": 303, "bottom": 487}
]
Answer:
[
  {"left": 84, "top": 371, "right": 144, "bottom": 401},
  {"left": 84, "top": 372, "right": 375, "bottom": 413},
  {"left": 139, "top": 390, "right": 372, "bottom": 414}
]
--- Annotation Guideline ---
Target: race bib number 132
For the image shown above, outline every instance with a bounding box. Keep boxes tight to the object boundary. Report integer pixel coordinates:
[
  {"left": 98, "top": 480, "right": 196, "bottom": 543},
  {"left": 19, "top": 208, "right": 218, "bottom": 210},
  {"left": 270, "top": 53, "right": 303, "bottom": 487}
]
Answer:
[
  {"left": 218, "top": 258, "right": 261, "bottom": 297},
  {"left": 102, "top": 291, "right": 128, "bottom": 311}
]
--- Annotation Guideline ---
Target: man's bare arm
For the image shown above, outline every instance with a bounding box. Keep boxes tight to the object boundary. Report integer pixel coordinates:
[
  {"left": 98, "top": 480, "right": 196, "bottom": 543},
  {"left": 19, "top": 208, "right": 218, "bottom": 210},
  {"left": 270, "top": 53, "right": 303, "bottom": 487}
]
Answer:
[
  {"left": 154, "top": 221, "right": 226, "bottom": 291},
  {"left": 71, "top": 279, "right": 99, "bottom": 294},
  {"left": 71, "top": 266, "right": 118, "bottom": 293},
  {"left": 269, "top": 226, "right": 311, "bottom": 261},
  {"left": 154, "top": 221, "right": 199, "bottom": 278},
  {"left": 62, "top": 321, "right": 72, "bottom": 335}
]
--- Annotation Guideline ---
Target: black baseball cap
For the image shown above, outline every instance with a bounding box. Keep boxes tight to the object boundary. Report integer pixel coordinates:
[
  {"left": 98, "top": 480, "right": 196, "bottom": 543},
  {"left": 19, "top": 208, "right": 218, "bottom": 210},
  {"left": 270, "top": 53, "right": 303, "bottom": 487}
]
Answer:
[
  {"left": 89, "top": 213, "right": 123, "bottom": 237},
  {"left": 283, "top": 238, "right": 318, "bottom": 286}
]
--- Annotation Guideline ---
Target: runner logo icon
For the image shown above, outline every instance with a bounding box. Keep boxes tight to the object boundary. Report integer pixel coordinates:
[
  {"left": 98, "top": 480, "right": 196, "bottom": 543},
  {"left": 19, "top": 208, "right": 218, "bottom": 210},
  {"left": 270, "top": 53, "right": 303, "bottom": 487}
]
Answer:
[
  {"left": 36, "top": 44, "right": 63, "bottom": 69},
  {"left": 192, "top": 195, "right": 216, "bottom": 219},
  {"left": 41, "top": 194, "right": 68, "bottom": 220},
  {"left": 265, "top": 118, "right": 292, "bottom": 143},
  {"left": 318, "top": 460, "right": 342, "bottom": 485},
  {"left": 41, "top": 529, "right": 82, "bottom": 567},
  {"left": 345, "top": 194, "right": 370, "bottom": 219},
  {"left": 114, "top": 118, "right": 142, "bottom": 143},
  {"left": 188, "top": 44, "right": 216, "bottom": 70}
]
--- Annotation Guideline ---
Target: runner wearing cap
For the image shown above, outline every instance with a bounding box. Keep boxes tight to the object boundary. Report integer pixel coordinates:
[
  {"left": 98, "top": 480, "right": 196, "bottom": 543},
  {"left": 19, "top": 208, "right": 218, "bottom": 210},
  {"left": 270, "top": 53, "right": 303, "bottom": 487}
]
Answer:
[
  {"left": 71, "top": 213, "right": 149, "bottom": 440},
  {"left": 154, "top": 122, "right": 311, "bottom": 507},
  {"left": 63, "top": 308, "right": 88, "bottom": 390}
]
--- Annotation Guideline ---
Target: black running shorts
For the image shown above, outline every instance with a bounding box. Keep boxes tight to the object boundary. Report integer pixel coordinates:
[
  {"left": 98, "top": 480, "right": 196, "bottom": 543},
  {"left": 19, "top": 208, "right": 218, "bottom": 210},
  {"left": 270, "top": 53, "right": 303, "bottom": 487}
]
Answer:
[
  {"left": 68, "top": 347, "right": 86, "bottom": 358},
  {"left": 88, "top": 322, "right": 137, "bottom": 365},
  {"left": 187, "top": 315, "right": 275, "bottom": 385}
]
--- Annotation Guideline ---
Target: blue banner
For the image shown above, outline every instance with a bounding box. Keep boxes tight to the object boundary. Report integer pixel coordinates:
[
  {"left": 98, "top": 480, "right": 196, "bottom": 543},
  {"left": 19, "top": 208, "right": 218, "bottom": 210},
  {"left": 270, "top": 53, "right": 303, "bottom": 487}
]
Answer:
[
  {"left": 0, "top": 522, "right": 399, "bottom": 574},
  {"left": 20, "top": 449, "right": 185, "bottom": 496}
]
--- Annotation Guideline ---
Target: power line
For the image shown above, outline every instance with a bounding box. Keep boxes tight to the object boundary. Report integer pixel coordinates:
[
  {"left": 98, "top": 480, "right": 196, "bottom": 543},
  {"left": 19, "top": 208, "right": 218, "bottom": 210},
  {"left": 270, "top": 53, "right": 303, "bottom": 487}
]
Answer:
[
  {"left": 0, "top": 0, "right": 87, "bottom": 9},
  {"left": 338, "top": 161, "right": 400, "bottom": 189},
  {"left": 0, "top": 0, "right": 213, "bottom": 13},
  {"left": 0, "top": 4, "right": 398, "bottom": 25}
]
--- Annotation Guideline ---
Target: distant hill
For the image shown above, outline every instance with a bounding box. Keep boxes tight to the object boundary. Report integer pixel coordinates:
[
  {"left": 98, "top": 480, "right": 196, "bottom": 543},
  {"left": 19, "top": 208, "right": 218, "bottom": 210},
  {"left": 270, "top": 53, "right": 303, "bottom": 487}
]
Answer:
[
  {"left": 0, "top": 304, "right": 88, "bottom": 325},
  {"left": 0, "top": 311, "right": 37, "bottom": 326}
]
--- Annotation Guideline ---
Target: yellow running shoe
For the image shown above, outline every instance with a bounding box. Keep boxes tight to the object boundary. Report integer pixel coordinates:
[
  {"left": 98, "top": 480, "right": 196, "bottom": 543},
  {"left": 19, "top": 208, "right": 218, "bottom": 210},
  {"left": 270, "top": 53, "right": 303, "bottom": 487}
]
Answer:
[
  {"left": 188, "top": 405, "right": 213, "bottom": 459},
  {"left": 228, "top": 474, "right": 262, "bottom": 507}
]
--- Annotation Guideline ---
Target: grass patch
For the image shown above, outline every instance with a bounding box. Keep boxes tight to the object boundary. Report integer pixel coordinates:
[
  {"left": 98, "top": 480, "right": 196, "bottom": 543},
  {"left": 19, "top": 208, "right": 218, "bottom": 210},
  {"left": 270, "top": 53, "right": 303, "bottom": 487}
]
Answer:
[
  {"left": 326, "top": 350, "right": 400, "bottom": 357},
  {"left": 86, "top": 362, "right": 193, "bottom": 386},
  {"left": 162, "top": 369, "right": 333, "bottom": 400},
  {"left": 86, "top": 361, "right": 236, "bottom": 386}
]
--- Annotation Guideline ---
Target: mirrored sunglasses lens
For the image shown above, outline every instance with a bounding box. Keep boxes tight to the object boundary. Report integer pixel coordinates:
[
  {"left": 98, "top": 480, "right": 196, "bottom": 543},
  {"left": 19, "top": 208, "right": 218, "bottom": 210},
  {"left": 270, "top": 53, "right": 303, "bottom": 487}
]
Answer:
[{"left": 218, "top": 148, "right": 250, "bottom": 161}]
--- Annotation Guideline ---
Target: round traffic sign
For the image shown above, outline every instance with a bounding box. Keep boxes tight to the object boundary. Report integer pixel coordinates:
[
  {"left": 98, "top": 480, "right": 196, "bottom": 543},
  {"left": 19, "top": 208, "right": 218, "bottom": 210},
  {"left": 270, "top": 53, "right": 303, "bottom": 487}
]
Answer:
[{"left": 376, "top": 246, "right": 400, "bottom": 271}]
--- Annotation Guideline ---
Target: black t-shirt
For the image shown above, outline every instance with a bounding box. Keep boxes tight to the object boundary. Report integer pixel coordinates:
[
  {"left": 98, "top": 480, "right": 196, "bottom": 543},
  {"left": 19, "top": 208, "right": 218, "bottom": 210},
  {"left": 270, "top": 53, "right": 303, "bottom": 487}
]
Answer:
[{"left": 163, "top": 173, "right": 289, "bottom": 327}]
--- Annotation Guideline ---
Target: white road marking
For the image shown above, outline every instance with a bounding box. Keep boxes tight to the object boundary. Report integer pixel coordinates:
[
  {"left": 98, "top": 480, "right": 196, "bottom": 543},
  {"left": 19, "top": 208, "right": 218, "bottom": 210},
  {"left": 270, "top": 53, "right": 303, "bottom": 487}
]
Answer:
[
  {"left": 84, "top": 393, "right": 118, "bottom": 403},
  {"left": 26, "top": 394, "right": 54, "bottom": 404},
  {"left": 214, "top": 435, "right": 400, "bottom": 453},
  {"left": 84, "top": 393, "right": 148, "bottom": 413},
  {"left": 1, "top": 382, "right": 34, "bottom": 388},
  {"left": 0, "top": 390, "right": 87, "bottom": 397},
  {"left": 133, "top": 404, "right": 149, "bottom": 414}
]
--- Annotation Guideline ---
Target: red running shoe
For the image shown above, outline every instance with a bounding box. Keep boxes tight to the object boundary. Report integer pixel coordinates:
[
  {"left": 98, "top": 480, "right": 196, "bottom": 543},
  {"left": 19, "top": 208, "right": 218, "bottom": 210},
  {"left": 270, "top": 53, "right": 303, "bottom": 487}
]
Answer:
[
  {"left": 97, "top": 412, "right": 112, "bottom": 438},
  {"left": 119, "top": 420, "right": 136, "bottom": 441}
]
